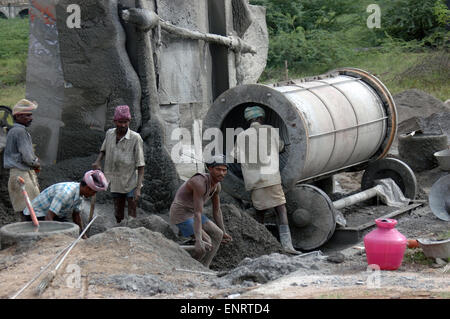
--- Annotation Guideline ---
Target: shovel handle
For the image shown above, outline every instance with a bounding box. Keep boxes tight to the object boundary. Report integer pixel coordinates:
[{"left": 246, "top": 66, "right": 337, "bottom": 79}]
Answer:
[
  {"left": 87, "top": 194, "right": 96, "bottom": 236},
  {"left": 17, "top": 176, "right": 39, "bottom": 227}
]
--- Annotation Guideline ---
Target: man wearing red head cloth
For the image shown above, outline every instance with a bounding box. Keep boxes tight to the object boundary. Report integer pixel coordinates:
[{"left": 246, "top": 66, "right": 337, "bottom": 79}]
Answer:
[{"left": 92, "top": 105, "right": 145, "bottom": 223}]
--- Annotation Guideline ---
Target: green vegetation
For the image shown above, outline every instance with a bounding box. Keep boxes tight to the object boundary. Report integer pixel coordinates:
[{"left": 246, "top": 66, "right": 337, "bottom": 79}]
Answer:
[
  {"left": 251, "top": 0, "right": 449, "bottom": 100},
  {"left": 436, "top": 230, "right": 450, "bottom": 241},
  {"left": 0, "top": 2, "right": 449, "bottom": 107},
  {"left": 403, "top": 249, "right": 434, "bottom": 266},
  {"left": 0, "top": 18, "right": 29, "bottom": 107}
]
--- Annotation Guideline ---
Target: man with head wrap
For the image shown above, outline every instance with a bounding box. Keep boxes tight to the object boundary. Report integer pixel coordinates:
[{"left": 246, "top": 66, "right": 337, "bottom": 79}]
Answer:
[
  {"left": 22, "top": 170, "right": 108, "bottom": 238},
  {"left": 92, "top": 105, "right": 145, "bottom": 223},
  {"left": 3, "top": 99, "right": 41, "bottom": 221},
  {"left": 169, "top": 155, "right": 232, "bottom": 268},
  {"left": 235, "top": 106, "right": 300, "bottom": 254}
]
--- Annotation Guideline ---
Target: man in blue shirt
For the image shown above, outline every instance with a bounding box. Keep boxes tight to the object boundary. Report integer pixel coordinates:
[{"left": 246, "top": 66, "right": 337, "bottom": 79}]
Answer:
[{"left": 23, "top": 170, "right": 108, "bottom": 237}]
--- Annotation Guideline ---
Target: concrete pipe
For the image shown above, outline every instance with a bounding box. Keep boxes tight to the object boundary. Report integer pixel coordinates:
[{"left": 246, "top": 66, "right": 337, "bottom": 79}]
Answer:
[
  {"left": 0, "top": 221, "right": 80, "bottom": 250},
  {"left": 204, "top": 68, "right": 397, "bottom": 200}
]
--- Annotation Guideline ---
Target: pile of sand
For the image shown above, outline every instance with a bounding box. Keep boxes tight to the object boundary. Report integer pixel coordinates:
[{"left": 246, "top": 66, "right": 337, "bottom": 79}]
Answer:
[{"left": 0, "top": 227, "right": 212, "bottom": 298}]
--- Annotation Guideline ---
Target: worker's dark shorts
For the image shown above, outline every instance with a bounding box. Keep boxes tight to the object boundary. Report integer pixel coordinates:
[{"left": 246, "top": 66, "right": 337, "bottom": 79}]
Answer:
[
  {"left": 176, "top": 215, "right": 210, "bottom": 237},
  {"left": 111, "top": 188, "right": 135, "bottom": 199},
  {"left": 23, "top": 214, "right": 66, "bottom": 222}
]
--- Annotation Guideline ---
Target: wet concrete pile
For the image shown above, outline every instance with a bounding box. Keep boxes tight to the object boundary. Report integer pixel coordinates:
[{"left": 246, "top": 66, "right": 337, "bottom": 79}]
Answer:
[
  {"left": 212, "top": 252, "right": 326, "bottom": 289},
  {"left": 205, "top": 204, "right": 284, "bottom": 271}
]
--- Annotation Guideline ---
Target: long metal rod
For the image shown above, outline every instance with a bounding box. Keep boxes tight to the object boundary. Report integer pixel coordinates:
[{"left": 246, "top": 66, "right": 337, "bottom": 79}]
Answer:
[
  {"left": 10, "top": 241, "right": 74, "bottom": 299},
  {"left": 11, "top": 216, "right": 98, "bottom": 298},
  {"left": 54, "top": 215, "right": 98, "bottom": 271},
  {"left": 121, "top": 8, "right": 255, "bottom": 54},
  {"left": 296, "top": 159, "right": 369, "bottom": 183},
  {"left": 174, "top": 268, "right": 217, "bottom": 276},
  {"left": 309, "top": 117, "right": 388, "bottom": 138},
  {"left": 282, "top": 78, "right": 362, "bottom": 93},
  {"left": 343, "top": 203, "right": 424, "bottom": 232},
  {"left": 159, "top": 19, "right": 256, "bottom": 54}
]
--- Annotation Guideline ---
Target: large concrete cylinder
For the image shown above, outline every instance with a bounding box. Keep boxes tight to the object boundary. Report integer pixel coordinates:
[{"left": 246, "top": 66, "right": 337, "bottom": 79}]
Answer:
[{"left": 204, "top": 68, "right": 397, "bottom": 200}]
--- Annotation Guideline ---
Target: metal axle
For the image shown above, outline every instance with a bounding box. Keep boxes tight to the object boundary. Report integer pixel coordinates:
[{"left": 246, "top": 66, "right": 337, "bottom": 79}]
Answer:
[{"left": 333, "top": 185, "right": 382, "bottom": 210}]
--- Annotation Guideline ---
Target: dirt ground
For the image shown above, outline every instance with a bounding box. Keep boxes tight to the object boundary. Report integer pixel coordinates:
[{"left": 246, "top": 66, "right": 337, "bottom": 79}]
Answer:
[
  {"left": 0, "top": 166, "right": 448, "bottom": 300},
  {"left": 0, "top": 89, "right": 449, "bottom": 300}
]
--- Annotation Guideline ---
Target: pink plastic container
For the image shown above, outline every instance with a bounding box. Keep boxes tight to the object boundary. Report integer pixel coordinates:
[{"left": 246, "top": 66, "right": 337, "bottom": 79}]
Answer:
[{"left": 364, "top": 218, "right": 407, "bottom": 270}]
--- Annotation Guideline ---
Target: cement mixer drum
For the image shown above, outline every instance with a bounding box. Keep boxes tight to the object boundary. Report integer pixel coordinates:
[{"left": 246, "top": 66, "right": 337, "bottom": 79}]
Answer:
[
  {"left": 204, "top": 68, "right": 397, "bottom": 195},
  {"left": 204, "top": 68, "right": 400, "bottom": 249}
]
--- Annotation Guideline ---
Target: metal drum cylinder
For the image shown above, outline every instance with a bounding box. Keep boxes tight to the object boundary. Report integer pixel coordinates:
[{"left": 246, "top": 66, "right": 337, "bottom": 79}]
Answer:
[{"left": 203, "top": 68, "right": 397, "bottom": 200}]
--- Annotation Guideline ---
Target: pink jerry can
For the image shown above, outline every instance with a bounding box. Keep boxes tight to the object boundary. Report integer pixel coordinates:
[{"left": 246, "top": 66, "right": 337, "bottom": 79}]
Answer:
[{"left": 364, "top": 218, "right": 407, "bottom": 270}]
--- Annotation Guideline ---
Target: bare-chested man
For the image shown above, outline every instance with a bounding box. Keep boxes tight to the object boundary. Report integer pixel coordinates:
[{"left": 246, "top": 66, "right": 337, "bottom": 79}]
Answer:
[{"left": 169, "top": 155, "right": 232, "bottom": 268}]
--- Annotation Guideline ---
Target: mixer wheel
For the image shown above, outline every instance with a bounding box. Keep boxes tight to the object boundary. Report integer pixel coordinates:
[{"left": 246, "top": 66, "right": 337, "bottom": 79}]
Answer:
[
  {"left": 285, "top": 184, "right": 336, "bottom": 251},
  {"left": 361, "top": 157, "right": 417, "bottom": 200}
]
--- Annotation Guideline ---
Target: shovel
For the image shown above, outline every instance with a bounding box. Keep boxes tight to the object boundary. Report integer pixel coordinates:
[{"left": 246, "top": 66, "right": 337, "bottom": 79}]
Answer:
[{"left": 17, "top": 176, "right": 39, "bottom": 227}]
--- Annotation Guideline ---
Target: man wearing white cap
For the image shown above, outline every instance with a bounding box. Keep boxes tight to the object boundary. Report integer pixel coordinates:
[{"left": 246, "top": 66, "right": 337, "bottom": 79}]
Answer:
[
  {"left": 3, "top": 99, "right": 41, "bottom": 220},
  {"left": 235, "top": 106, "right": 299, "bottom": 254},
  {"left": 22, "top": 170, "right": 108, "bottom": 238}
]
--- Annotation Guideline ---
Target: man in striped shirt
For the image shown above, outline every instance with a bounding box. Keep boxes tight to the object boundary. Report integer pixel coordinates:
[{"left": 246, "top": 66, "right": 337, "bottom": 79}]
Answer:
[{"left": 23, "top": 170, "right": 108, "bottom": 237}]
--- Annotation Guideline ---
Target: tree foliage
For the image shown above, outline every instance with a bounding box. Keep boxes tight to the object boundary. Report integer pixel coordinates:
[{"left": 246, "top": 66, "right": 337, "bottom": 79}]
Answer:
[
  {"left": 249, "top": 0, "right": 449, "bottom": 74},
  {"left": 381, "top": 0, "right": 449, "bottom": 41}
]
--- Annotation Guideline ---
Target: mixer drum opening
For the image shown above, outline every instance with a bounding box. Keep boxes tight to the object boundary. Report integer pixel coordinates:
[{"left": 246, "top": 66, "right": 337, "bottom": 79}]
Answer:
[{"left": 220, "top": 102, "right": 291, "bottom": 180}]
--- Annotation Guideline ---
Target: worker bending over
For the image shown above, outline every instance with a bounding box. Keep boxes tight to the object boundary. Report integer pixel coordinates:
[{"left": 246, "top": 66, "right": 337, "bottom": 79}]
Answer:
[{"left": 22, "top": 170, "right": 108, "bottom": 238}]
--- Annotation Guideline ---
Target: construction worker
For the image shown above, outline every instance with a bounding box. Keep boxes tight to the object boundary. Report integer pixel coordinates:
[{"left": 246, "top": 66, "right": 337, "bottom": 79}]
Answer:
[
  {"left": 235, "top": 105, "right": 299, "bottom": 254},
  {"left": 169, "top": 155, "right": 232, "bottom": 268},
  {"left": 22, "top": 170, "right": 108, "bottom": 238},
  {"left": 3, "top": 99, "right": 41, "bottom": 221},
  {"left": 92, "top": 105, "right": 145, "bottom": 223}
]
